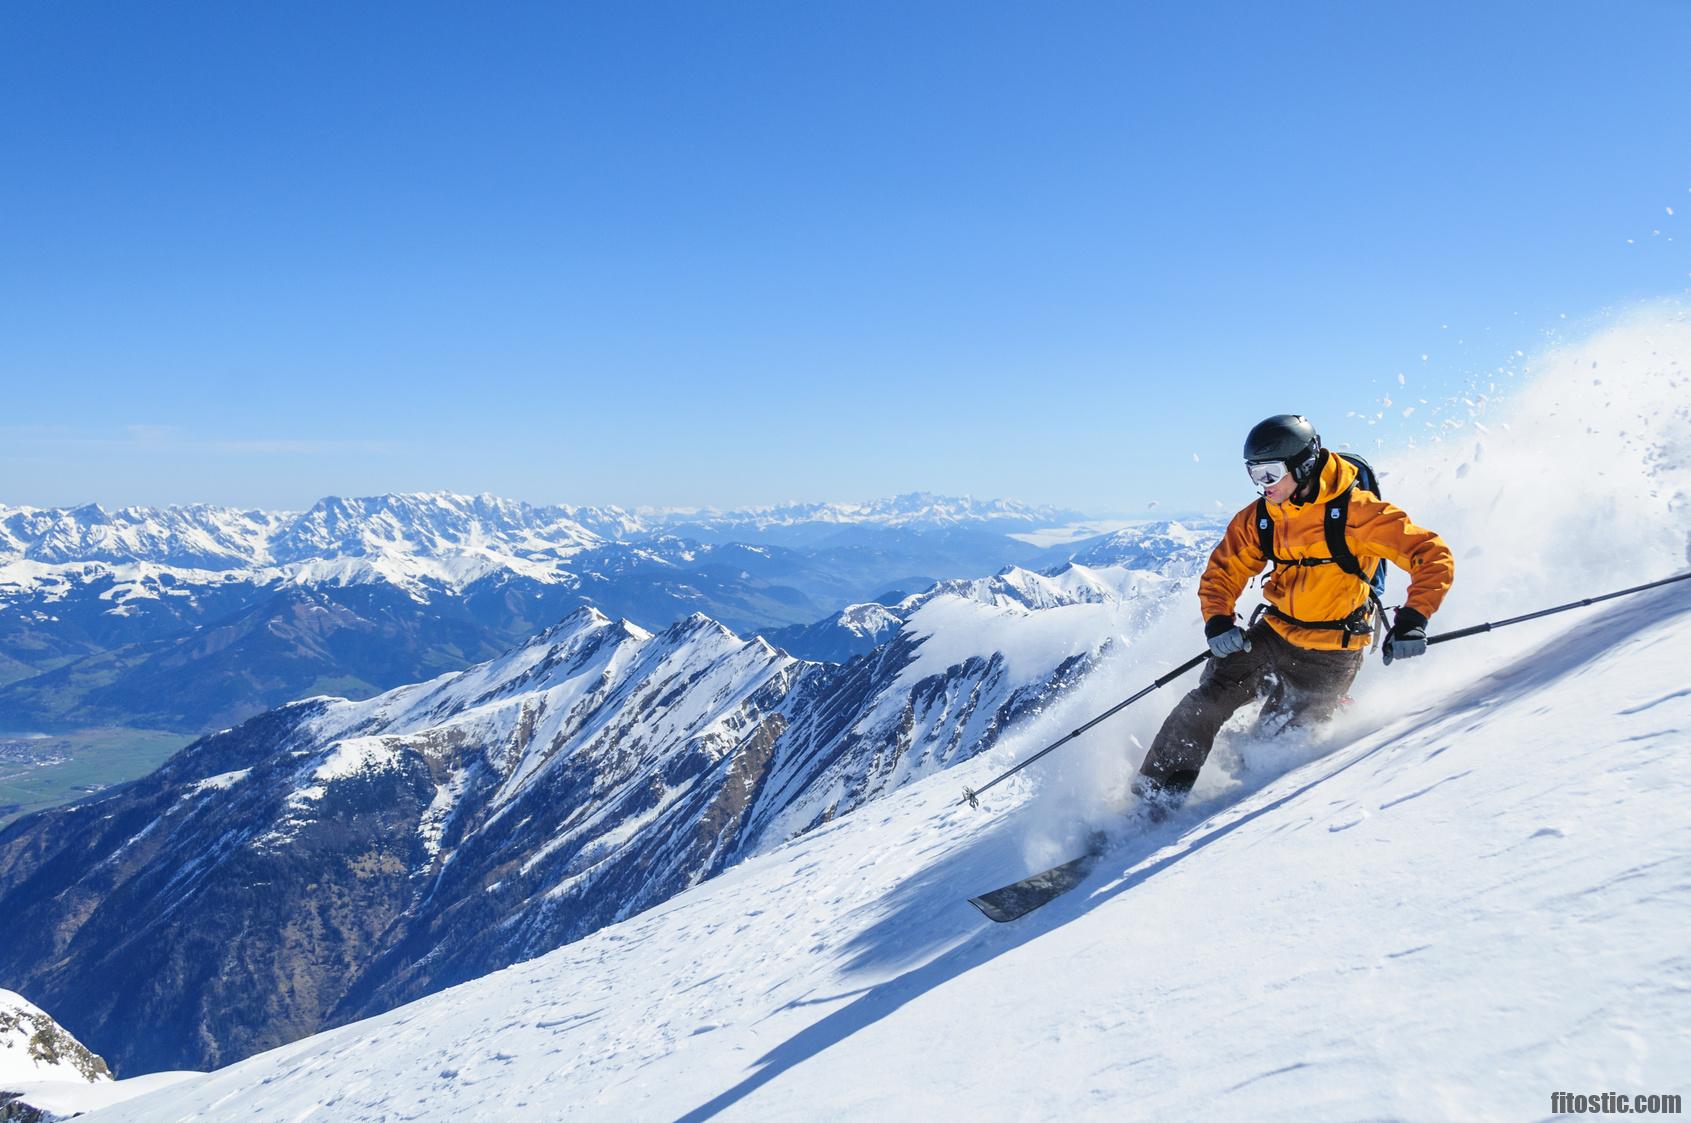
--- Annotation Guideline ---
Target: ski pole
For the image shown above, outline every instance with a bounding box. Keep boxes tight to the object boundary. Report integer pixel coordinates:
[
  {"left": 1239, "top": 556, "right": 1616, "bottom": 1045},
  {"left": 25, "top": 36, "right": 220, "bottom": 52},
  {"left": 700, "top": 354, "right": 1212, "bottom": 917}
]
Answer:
[
  {"left": 961, "top": 650, "right": 1208, "bottom": 808},
  {"left": 958, "top": 569, "right": 1690, "bottom": 810},
  {"left": 1426, "top": 569, "right": 1691, "bottom": 646}
]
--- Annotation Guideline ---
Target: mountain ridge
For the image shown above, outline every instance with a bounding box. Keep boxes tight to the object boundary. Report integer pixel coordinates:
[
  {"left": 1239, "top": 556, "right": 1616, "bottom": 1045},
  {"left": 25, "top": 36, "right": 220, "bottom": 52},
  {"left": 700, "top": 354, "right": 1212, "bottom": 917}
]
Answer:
[
  {"left": 1, "top": 490, "right": 1092, "bottom": 570},
  {"left": 0, "top": 496, "right": 1145, "bottom": 734},
  {"left": 0, "top": 552, "right": 1192, "bottom": 1073}
]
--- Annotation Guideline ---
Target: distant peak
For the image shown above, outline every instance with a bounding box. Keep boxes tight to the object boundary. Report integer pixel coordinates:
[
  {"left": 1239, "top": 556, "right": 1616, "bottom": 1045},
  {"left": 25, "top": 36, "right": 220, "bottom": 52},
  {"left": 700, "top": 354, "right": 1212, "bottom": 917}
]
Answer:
[
  {"left": 658, "top": 611, "right": 736, "bottom": 643},
  {"left": 553, "top": 604, "right": 612, "bottom": 630}
]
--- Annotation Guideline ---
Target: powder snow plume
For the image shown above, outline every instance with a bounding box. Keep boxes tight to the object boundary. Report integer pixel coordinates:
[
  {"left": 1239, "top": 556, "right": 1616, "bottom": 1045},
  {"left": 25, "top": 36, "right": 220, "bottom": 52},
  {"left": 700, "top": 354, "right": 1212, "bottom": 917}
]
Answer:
[{"left": 1387, "top": 302, "right": 1691, "bottom": 626}]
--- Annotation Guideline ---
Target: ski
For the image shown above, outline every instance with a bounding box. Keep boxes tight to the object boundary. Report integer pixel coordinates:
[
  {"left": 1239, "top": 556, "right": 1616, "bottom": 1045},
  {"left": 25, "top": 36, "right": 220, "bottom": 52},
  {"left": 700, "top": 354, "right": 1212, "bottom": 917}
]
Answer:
[{"left": 967, "top": 833, "right": 1108, "bottom": 923}]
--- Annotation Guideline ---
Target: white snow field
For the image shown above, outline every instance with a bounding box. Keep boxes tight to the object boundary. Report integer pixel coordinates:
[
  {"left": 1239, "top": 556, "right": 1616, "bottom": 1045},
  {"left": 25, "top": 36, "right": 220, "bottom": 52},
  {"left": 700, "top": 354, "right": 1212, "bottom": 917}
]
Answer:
[
  {"left": 2, "top": 1073, "right": 199, "bottom": 1120},
  {"left": 83, "top": 308, "right": 1691, "bottom": 1120}
]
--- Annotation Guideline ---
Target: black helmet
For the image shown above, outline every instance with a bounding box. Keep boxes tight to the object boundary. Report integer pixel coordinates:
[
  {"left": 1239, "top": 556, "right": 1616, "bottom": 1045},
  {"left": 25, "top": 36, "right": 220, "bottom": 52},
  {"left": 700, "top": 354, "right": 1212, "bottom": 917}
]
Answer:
[{"left": 1243, "top": 414, "right": 1322, "bottom": 483}]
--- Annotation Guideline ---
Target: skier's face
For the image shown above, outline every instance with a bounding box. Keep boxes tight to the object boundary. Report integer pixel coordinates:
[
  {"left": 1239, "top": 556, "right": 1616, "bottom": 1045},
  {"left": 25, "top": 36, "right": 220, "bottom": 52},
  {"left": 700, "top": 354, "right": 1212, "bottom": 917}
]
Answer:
[{"left": 1262, "top": 471, "right": 1298, "bottom": 504}]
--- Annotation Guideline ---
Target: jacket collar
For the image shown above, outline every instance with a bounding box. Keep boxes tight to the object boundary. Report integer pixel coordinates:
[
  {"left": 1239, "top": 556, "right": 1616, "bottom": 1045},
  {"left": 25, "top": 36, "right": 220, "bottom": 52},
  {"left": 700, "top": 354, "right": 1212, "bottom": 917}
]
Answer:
[{"left": 1271, "top": 450, "right": 1357, "bottom": 510}]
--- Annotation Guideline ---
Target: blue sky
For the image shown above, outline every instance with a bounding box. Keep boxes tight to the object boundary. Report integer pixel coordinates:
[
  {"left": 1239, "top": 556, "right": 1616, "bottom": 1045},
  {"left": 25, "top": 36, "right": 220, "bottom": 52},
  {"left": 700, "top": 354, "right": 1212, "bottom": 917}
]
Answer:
[{"left": 2, "top": 1, "right": 1687, "bottom": 515}]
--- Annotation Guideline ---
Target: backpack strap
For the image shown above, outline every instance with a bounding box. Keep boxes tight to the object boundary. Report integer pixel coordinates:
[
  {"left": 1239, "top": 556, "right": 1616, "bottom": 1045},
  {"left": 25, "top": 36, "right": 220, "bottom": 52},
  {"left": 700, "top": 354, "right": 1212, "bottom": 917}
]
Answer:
[
  {"left": 1323, "top": 485, "right": 1365, "bottom": 580},
  {"left": 1324, "top": 476, "right": 1391, "bottom": 598},
  {"left": 1254, "top": 498, "right": 1276, "bottom": 563}
]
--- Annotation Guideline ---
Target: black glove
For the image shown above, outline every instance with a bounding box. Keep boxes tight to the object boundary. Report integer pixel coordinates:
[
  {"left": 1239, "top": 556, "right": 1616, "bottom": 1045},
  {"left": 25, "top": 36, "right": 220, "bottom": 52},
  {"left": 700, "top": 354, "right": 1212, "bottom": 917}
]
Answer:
[
  {"left": 1205, "top": 614, "right": 1252, "bottom": 658},
  {"left": 1382, "top": 607, "right": 1428, "bottom": 665}
]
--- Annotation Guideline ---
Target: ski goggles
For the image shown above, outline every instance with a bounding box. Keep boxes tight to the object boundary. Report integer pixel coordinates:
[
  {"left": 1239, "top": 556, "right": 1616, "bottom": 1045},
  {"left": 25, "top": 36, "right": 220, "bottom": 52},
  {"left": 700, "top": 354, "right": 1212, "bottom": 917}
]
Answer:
[{"left": 1246, "top": 459, "right": 1289, "bottom": 492}]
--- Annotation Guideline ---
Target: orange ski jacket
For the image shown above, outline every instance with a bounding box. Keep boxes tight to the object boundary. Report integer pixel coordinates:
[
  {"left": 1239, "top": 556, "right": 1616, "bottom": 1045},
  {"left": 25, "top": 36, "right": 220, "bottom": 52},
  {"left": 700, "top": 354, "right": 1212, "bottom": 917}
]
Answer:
[{"left": 1200, "top": 452, "right": 1455, "bottom": 651}]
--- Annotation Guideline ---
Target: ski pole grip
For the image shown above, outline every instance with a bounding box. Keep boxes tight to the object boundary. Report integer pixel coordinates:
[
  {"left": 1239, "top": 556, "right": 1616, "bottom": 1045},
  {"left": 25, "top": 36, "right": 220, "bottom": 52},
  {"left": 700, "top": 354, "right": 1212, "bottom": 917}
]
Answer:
[{"left": 1427, "top": 622, "right": 1491, "bottom": 645}]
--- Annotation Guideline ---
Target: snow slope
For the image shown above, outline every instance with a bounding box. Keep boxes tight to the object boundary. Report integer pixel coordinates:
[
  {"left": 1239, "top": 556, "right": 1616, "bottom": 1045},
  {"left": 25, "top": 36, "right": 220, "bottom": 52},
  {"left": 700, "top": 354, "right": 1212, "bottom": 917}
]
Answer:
[
  {"left": 2, "top": 1073, "right": 198, "bottom": 1122},
  {"left": 86, "top": 306, "right": 1691, "bottom": 1120},
  {"left": 83, "top": 577, "right": 1691, "bottom": 1122}
]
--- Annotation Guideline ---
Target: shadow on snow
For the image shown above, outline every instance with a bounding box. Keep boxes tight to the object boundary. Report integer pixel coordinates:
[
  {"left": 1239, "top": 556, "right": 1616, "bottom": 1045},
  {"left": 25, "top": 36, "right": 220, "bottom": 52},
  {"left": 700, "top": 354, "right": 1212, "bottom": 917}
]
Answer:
[{"left": 674, "top": 581, "right": 1689, "bottom": 1122}]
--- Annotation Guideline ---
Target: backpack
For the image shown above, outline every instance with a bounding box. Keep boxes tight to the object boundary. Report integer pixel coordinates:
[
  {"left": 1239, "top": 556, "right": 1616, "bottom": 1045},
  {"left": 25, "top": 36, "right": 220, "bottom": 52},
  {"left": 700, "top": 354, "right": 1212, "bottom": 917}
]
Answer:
[{"left": 1332, "top": 453, "right": 1389, "bottom": 599}]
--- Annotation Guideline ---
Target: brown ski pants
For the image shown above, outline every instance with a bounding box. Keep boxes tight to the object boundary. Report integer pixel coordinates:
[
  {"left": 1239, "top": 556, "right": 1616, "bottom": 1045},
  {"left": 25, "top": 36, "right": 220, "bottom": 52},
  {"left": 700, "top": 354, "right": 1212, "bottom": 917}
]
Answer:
[{"left": 1135, "top": 622, "right": 1364, "bottom": 801}]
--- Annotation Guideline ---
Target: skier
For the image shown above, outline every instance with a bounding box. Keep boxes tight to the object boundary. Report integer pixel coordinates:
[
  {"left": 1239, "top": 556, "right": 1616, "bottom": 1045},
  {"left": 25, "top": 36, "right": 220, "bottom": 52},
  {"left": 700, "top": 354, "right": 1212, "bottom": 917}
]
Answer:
[{"left": 1132, "top": 414, "right": 1454, "bottom": 818}]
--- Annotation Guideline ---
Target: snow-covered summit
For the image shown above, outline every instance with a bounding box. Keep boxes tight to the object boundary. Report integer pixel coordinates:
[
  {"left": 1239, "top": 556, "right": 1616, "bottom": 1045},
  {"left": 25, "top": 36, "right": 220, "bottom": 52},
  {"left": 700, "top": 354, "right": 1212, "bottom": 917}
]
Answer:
[
  {"left": 0, "top": 491, "right": 638, "bottom": 572},
  {"left": 758, "top": 519, "right": 1218, "bottom": 663},
  {"left": 0, "top": 502, "right": 284, "bottom": 570},
  {"left": 911, "top": 559, "right": 1188, "bottom": 613},
  {"left": 267, "top": 492, "right": 640, "bottom": 564},
  {"left": 1054, "top": 518, "right": 1220, "bottom": 573}
]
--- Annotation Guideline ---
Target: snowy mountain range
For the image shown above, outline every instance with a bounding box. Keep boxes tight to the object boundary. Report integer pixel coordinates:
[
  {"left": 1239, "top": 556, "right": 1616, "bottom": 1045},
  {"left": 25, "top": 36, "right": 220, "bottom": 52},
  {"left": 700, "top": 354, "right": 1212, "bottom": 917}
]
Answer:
[
  {"left": 0, "top": 491, "right": 1085, "bottom": 570},
  {"left": 0, "top": 551, "right": 1199, "bottom": 1075},
  {"left": 0, "top": 492, "right": 1117, "bottom": 733}
]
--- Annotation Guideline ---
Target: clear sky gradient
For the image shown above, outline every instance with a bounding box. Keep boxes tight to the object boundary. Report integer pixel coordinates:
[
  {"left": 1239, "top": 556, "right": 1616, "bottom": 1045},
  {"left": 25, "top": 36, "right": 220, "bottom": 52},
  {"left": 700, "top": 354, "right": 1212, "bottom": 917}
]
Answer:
[{"left": 3, "top": 1, "right": 1688, "bottom": 515}]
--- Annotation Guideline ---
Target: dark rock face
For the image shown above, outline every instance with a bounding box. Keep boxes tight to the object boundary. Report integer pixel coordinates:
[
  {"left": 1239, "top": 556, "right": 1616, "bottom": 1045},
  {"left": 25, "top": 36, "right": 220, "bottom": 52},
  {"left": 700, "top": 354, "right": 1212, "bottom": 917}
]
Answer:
[{"left": 0, "top": 586, "right": 1118, "bottom": 1075}]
